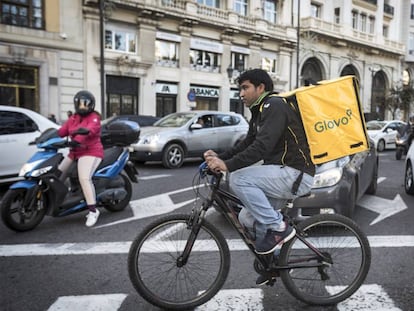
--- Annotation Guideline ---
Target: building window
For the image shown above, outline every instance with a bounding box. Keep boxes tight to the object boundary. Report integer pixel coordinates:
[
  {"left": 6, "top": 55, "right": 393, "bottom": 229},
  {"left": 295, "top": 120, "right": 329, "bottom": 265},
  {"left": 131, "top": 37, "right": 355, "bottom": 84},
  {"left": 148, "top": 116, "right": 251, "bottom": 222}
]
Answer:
[
  {"left": 360, "top": 13, "right": 367, "bottom": 32},
  {"left": 334, "top": 7, "right": 340, "bottom": 24},
  {"left": 264, "top": 0, "right": 277, "bottom": 23},
  {"left": 383, "top": 25, "right": 388, "bottom": 38},
  {"left": 352, "top": 10, "right": 358, "bottom": 29},
  {"left": 190, "top": 49, "right": 221, "bottom": 72},
  {"left": 155, "top": 40, "right": 179, "bottom": 67},
  {"left": 310, "top": 2, "right": 321, "bottom": 18},
  {"left": 1, "top": 0, "right": 43, "bottom": 29},
  {"left": 105, "top": 29, "right": 136, "bottom": 53},
  {"left": 233, "top": 0, "right": 247, "bottom": 16},
  {"left": 409, "top": 33, "right": 414, "bottom": 55},
  {"left": 231, "top": 52, "right": 247, "bottom": 73},
  {"left": 261, "top": 54, "right": 277, "bottom": 73},
  {"left": 197, "top": 0, "right": 219, "bottom": 8},
  {"left": 0, "top": 64, "right": 38, "bottom": 111},
  {"left": 368, "top": 16, "right": 375, "bottom": 34},
  {"left": 411, "top": 4, "right": 414, "bottom": 19}
]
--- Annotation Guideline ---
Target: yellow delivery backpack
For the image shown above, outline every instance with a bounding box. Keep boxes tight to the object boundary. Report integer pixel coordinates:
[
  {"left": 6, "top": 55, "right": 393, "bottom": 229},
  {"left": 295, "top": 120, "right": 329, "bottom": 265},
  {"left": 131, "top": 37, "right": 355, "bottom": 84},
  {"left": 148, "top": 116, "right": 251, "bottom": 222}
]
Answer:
[{"left": 279, "top": 75, "right": 369, "bottom": 164}]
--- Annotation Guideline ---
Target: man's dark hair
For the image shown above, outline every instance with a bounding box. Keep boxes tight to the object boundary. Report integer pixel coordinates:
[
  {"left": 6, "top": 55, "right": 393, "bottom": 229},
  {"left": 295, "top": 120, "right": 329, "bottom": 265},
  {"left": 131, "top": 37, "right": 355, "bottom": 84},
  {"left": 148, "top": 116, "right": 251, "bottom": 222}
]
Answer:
[{"left": 237, "top": 69, "right": 274, "bottom": 92}]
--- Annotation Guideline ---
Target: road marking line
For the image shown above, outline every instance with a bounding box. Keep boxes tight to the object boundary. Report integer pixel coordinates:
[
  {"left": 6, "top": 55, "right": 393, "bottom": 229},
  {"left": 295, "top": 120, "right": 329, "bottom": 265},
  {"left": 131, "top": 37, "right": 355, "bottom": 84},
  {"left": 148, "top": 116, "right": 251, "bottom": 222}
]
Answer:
[
  {"left": 139, "top": 174, "right": 172, "bottom": 180},
  {"left": 1, "top": 235, "right": 414, "bottom": 257},
  {"left": 196, "top": 289, "right": 263, "bottom": 311},
  {"left": 328, "top": 284, "right": 402, "bottom": 311},
  {"left": 48, "top": 294, "right": 127, "bottom": 311},
  {"left": 44, "top": 285, "right": 399, "bottom": 311},
  {"left": 94, "top": 185, "right": 203, "bottom": 229}
]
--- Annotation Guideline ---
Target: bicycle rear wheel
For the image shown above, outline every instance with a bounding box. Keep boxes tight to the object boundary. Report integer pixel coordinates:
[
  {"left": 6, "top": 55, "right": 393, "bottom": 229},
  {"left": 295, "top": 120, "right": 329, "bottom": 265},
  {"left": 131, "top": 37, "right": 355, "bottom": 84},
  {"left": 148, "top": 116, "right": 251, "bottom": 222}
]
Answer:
[
  {"left": 279, "top": 214, "right": 371, "bottom": 306},
  {"left": 128, "top": 214, "right": 231, "bottom": 310}
]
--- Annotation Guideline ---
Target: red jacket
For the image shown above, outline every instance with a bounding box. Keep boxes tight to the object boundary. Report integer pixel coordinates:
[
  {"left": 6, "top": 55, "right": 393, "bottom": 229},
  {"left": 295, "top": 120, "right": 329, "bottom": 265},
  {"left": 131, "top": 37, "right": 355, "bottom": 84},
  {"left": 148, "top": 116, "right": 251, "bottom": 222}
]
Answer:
[{"left": 58, "top": 112, "right": 104, "bottom": 160}]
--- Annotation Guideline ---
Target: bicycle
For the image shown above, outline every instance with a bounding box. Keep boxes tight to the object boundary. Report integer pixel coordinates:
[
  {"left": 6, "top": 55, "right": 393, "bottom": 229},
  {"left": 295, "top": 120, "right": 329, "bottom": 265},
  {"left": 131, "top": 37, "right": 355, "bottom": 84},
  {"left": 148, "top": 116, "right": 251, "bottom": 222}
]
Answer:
[{"left": 128, "top": 162, "right": 371, "bottom": 310}]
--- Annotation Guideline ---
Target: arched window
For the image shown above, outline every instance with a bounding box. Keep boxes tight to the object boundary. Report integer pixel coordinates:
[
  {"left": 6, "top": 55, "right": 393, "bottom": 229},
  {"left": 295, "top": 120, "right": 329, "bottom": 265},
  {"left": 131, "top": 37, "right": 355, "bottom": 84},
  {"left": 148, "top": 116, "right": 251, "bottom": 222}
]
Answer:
[{"left": 300, "top": 58, "right": 323, "bottom": 86}]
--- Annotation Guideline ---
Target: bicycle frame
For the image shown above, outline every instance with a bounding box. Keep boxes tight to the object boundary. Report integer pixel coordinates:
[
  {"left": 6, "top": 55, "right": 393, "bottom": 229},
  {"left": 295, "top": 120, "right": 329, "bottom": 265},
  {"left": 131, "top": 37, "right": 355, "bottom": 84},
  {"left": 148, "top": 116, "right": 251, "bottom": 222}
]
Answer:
[{"left": 183, "top": 168, "right": 332, "bottom": 274}]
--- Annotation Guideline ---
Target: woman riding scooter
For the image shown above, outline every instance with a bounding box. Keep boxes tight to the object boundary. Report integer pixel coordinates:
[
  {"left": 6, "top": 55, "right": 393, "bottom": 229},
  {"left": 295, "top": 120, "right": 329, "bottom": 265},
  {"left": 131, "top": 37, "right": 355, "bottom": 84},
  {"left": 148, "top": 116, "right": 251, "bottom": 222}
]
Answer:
[{"left": 58, "top": 90, "right": 104, "bottom": 227}]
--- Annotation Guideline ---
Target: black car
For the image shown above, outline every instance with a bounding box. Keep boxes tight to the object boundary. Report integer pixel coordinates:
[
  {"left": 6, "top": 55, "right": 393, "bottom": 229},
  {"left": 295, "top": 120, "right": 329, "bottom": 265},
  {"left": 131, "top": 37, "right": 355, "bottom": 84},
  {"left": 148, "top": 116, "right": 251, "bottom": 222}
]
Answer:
[{"left": 102, "top": 114, "right": 160, "bottom": 128}]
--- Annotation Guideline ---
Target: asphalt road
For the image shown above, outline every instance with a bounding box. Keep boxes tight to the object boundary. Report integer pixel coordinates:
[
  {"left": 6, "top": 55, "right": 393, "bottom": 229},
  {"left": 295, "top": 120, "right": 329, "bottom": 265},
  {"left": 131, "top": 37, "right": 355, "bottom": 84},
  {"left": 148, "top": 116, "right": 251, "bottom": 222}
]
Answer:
[{"left": 0, "top": 151, "right": 413, "bottom": 311}]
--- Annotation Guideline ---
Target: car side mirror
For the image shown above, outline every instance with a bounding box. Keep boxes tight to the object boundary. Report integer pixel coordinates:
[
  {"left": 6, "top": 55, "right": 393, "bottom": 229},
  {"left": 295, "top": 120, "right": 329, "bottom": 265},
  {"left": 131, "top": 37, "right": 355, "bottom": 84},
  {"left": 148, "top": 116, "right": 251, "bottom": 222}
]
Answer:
[{"left": 190, "top": 123, "right": 203, "bottom": 130}]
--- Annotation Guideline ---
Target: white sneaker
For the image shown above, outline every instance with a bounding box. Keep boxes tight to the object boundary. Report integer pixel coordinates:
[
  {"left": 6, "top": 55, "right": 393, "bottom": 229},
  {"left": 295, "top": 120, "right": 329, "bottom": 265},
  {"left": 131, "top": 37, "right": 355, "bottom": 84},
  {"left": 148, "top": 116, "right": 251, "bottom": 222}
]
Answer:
[{"left": 86, "top": 209, "right": 100, "bottom": 227}]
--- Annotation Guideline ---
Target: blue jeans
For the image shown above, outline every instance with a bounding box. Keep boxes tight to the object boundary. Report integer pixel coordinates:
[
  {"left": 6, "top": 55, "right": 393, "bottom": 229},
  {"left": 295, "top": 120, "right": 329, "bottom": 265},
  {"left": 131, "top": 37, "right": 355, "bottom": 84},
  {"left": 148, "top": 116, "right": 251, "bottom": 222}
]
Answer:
[{"left": 230, "top": 165, "right": 314, "bottom": 240}]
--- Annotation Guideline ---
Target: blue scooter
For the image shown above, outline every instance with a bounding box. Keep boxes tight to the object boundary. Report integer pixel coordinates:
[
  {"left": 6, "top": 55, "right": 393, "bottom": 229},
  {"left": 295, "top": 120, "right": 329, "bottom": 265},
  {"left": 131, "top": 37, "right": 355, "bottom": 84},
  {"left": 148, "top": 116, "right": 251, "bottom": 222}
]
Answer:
[{"left": 1, "top": 121, "right": 140, "bottom": 231}]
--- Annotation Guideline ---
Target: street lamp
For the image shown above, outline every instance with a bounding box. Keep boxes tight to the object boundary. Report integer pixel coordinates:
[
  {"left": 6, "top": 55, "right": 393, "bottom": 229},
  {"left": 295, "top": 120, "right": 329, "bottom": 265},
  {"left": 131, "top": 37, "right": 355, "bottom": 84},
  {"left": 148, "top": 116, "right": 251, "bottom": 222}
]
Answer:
[{"left": 99, "top": 0, "right": 105, "bottom": 117}]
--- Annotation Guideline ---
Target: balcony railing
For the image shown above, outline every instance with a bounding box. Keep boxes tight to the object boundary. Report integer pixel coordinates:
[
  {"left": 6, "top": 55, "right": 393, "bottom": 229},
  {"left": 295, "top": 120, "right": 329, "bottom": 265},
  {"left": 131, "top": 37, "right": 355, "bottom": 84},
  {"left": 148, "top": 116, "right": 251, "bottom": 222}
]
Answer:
[{"left": 301, "top": 16, "right": 404, "bottom": 54}]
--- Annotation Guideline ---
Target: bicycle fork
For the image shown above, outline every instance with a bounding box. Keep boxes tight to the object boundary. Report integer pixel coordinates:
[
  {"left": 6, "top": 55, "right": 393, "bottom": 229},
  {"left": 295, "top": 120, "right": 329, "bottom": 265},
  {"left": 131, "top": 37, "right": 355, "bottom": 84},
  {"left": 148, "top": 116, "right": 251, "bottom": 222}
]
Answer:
[{"left": 176, "top": 206, "right": 208, "bottom": 267}]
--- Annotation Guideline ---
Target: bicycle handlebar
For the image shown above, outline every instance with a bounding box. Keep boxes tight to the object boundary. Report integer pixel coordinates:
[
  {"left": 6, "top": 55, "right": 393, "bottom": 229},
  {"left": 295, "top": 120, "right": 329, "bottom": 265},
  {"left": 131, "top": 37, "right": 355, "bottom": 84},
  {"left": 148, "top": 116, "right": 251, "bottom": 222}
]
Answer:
[{"left": 199, "top": 161, "right": 223, "bottom": 179}]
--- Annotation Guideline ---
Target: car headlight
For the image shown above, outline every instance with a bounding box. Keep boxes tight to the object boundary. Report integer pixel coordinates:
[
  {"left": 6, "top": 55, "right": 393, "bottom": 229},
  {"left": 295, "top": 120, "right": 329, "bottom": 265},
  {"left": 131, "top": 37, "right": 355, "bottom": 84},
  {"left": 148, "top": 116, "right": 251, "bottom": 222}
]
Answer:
[
  {"left": 312, "top": 167, "right": 343, "bottom": 188},
  {"left": 141, "top": 134, "right": 160, "bottom": 144},
  {"left": 19, "top": 160, "right": 47, "bottom": 177}
]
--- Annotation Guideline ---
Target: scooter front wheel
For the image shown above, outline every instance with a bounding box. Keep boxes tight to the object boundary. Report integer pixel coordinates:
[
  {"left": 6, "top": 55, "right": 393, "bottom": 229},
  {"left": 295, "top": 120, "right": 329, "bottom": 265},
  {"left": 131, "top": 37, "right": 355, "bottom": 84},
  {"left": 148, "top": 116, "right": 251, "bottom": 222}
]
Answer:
[{"left": 1, "top": 188, "right": 46, "bottom": 232}]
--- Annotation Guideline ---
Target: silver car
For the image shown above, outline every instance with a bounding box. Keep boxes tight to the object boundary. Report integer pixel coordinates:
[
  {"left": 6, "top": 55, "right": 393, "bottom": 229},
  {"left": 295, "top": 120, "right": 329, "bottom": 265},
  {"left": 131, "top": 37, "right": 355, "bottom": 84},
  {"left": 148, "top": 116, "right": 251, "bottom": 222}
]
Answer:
[{"left": 130, "top": 110, "right": 249, "bottom": 168}]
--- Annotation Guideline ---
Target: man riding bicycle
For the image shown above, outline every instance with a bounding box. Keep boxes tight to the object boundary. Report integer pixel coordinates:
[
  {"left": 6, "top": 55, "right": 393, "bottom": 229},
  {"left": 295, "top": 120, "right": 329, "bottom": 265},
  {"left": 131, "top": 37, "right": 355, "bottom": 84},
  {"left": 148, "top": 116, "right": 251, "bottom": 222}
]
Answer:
[{"left": 204, "top": 69, "right": 315, "bottom": 285}]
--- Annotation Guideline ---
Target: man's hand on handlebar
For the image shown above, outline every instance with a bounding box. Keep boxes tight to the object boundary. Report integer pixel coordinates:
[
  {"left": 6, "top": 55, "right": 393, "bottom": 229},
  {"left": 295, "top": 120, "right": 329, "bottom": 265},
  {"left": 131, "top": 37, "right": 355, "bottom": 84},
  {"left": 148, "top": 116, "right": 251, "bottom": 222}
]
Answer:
[{"left": 203, "top": 149, "right": 228, "bottom": 173}]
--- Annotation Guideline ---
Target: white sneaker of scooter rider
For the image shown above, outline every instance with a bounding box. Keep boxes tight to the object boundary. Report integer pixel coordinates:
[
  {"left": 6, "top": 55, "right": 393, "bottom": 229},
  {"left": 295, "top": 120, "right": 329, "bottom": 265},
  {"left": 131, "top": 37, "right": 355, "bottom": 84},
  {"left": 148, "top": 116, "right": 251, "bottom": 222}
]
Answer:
[{"left": 86, "top": 209, "right": 100, "bottom": 227}]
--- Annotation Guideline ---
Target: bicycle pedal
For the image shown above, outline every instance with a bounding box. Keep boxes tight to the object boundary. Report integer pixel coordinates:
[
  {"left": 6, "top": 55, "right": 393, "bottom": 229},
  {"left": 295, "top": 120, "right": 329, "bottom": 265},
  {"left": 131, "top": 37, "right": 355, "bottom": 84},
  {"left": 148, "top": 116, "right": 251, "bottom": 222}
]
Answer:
[{"left": 266, "top": 278, "right": 277, "bottom": 286}]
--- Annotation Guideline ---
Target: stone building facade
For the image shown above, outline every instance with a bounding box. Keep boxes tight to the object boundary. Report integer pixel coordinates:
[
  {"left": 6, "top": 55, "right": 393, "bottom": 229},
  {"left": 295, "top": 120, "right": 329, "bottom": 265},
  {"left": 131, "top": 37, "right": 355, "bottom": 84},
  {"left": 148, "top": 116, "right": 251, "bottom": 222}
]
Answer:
[{"left": 0, "top": 0, "right": 410, "bottom": 121}]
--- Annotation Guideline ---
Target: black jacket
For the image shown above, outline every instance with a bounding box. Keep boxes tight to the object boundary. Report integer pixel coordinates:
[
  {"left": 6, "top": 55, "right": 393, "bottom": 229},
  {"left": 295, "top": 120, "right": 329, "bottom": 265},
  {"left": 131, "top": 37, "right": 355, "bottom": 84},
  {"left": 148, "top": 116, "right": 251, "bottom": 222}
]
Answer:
[{"left": 219, "top": 93, "right": 315, "bottom": 176}]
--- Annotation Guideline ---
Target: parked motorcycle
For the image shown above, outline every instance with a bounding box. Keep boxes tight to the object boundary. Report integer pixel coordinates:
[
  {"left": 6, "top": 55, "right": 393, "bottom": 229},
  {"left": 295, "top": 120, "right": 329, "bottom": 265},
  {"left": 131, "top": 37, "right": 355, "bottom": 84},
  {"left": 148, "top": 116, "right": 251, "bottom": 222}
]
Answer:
[
  {"left": 1, "top": 121, "right": 140, "bottom": 232},
  {"left": 395, "top": 131, "right": 411, "bottom": 160}
]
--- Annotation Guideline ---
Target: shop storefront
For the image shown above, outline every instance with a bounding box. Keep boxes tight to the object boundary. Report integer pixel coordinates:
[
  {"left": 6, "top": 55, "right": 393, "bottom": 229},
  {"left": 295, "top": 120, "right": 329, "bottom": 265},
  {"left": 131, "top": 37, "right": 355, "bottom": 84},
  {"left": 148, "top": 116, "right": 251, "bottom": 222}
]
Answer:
[
  {"left": 190, "top": 85, "right": 219, "bottom": 110},
  {"left": 156, "top": 82, "right": 177, "bottom": 117},
  {"left": 106, "top": 75, "right": 139, "bottom": 118},
  {"left": 0, "top": 64, "right": 38, "bottom": 111}
]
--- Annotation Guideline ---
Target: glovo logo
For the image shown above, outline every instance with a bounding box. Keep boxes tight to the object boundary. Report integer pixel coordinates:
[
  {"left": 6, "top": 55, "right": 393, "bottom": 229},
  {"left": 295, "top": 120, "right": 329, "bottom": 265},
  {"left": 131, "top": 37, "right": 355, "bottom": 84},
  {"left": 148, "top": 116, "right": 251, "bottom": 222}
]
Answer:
[{"left": 314, "top": 109, "right": 353, "bottom": 133}]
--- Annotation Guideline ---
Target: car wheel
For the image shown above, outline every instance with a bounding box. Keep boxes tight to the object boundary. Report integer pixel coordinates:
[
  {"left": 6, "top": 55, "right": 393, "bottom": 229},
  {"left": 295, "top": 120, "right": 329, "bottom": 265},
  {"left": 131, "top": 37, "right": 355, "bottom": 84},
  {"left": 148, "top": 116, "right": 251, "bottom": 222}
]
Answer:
[
  {"left": 365, "top": 160, "right": 378, "bottom": 195},
  {"left": 377, "top": 139, "right": 385, "bottom": 152},
  {"left": 405, "top": 161, "right": 414, "bottom": 195},
  {"left": 162, "top": 143, "right": 184, "bottom": 169}
]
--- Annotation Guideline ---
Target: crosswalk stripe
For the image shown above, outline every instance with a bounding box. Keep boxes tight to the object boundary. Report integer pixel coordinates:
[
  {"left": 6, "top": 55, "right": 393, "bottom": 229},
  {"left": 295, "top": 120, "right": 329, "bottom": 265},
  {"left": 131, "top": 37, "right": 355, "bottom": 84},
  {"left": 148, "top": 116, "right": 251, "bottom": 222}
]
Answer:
[
  {"left": 195, "top": 289, "right": 263, "bottom": 311},
  {"left": 329, "top": 284, "right": 402, "bottom": 311},
  {"left": 48, "top": 294, "right": 127, "bottom": 311},
  {"left": 1, "top": 235, "right": 414, "bottom": 257},
  {"left": 44, "top": 285, "right": 400, "bottom": 311}
]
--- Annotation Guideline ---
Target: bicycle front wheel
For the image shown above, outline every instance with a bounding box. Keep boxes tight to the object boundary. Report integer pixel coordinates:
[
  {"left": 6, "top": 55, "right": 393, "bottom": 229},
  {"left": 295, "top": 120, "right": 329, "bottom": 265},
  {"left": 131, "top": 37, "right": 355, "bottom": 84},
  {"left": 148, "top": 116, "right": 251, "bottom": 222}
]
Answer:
[
  {"left": 279, "top": 214, "right": 371, "bottom": 306},
  {"left": 128, "top": 214, "right": 231, "bottom": 310}
]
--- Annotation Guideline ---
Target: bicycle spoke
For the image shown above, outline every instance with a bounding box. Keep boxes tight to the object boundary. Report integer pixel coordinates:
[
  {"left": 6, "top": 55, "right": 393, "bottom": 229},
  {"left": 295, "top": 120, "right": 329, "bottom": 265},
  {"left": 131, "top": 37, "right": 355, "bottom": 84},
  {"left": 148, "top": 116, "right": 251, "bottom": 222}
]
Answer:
[
  {"left": 128, "top": 214, "right": 230, "bottom": 310},
  {"left": 279, "top": 214, "right": 371, "bottom": 306}
]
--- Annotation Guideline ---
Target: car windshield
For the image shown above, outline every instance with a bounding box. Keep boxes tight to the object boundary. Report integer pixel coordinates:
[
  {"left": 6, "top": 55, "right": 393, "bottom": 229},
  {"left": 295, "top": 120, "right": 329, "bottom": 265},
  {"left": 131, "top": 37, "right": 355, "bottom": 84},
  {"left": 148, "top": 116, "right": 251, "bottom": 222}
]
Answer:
[
  {"left": 154, "top": 113, "right": 196, "bottom": 127},
  {"left": 366, "top": 121, "right": 386, "bottom": 130}
]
